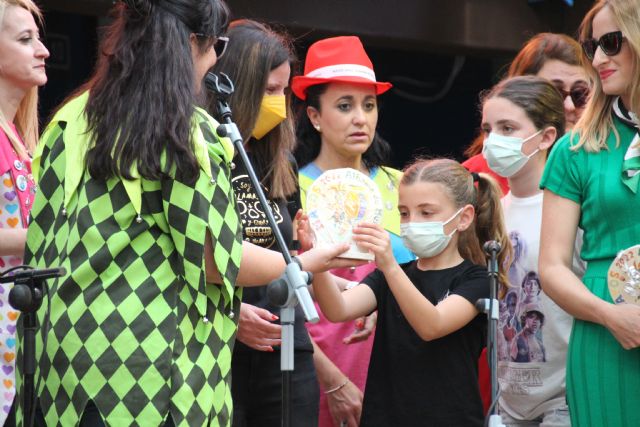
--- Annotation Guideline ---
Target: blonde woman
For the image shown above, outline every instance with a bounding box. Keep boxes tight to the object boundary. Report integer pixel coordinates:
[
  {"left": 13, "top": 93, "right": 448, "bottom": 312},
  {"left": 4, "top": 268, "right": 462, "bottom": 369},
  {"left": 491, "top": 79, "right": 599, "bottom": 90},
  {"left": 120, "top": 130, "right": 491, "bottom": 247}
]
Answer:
[
  {"left": 0, "top": 0, "right": 48, "bottom": 423},
  {"left": 539, "top": 0, "right": 640, "bottom": 425}
]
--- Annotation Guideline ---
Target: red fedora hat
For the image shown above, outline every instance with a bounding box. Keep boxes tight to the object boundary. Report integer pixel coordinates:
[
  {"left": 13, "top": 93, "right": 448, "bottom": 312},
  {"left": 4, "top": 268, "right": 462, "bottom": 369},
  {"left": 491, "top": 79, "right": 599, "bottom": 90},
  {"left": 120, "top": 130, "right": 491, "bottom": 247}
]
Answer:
[{"left": 291, "top": 36, "right": 392, "bottom": 100}]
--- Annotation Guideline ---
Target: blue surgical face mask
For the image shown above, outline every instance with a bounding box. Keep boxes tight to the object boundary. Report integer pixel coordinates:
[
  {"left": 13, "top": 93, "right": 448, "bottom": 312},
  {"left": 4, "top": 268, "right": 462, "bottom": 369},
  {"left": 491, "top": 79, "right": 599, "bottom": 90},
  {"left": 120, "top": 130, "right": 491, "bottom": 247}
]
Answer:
[
  {"left": 482, "top": 130, "right": 543, "bottom": 177},
  {"left": 400, "top": 208, "right": 463, "bottom": 258}
]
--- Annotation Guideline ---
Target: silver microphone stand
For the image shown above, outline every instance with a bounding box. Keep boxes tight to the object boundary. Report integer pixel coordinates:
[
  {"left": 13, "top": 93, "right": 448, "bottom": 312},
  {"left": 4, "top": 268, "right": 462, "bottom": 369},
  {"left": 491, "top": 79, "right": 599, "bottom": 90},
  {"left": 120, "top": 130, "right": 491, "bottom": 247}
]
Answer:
[
  {"left": 205, "top": 72, "right": 319, "bottom": 427},
  {"left": 475, "top": 241, "right": 505, "bottom": 427}
]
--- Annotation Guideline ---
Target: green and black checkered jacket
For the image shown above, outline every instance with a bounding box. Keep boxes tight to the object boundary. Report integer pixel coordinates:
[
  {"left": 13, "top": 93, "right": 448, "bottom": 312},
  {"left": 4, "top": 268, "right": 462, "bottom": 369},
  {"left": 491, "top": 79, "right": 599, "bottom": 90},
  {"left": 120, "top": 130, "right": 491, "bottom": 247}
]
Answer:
[{"left": 20, "top": 92, "right": 244, "bottom": 426}]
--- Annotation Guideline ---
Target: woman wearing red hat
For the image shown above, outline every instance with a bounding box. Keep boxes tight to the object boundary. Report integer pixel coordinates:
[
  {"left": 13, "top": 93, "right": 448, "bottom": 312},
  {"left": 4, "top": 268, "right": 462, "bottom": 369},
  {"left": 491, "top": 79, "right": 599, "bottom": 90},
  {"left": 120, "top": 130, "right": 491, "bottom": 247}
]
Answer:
[{"left": 292, "top": 36, "right": 414, "bottom": 427}]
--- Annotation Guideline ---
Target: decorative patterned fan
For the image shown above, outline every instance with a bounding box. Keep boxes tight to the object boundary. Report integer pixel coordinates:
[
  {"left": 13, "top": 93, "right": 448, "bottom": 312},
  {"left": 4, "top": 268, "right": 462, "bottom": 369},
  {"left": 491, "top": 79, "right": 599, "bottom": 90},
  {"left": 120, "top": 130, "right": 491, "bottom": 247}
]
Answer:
[
  {"left": 608, "top": 245, "right": 640, "bottom": 305},
  {"left": 306, "top": 168, "right": 383, "bottom": 260}
]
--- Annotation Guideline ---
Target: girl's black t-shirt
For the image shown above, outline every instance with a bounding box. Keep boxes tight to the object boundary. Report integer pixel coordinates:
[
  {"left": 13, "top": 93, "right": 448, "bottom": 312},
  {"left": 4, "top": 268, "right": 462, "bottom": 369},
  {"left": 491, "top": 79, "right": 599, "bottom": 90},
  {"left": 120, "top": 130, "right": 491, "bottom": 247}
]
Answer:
[{"left": 360, "top": 259, "right": 488, "bottom": 427}]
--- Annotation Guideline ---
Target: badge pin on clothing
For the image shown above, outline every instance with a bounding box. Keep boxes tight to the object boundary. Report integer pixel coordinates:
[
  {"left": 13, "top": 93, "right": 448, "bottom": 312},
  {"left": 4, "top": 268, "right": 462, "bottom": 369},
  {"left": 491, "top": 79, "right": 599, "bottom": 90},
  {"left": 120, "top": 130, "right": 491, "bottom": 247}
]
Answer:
[
  {"left": 13, "top": 160, "right": 23, "bottom": 171},
  {"left": 16, "top": 174, "right": 28, "bottom": 192}
]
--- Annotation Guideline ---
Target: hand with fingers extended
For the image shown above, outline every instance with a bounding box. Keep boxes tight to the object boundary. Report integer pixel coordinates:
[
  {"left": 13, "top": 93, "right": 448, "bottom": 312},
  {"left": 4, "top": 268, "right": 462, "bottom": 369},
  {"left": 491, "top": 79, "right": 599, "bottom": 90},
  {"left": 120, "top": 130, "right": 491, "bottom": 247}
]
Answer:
[
  {"left": 343, "top": 312, "right": 377, "bottom": 344},
  {"left": 352, "top": 223, "right": 397, "bottom": 271},
  {"left": 326, "top": 379, "right": 363, "bottom": 427},
  {"left": 236, "top": 303, "right": 282, "bottom": 351},
  {"left": 294, "top": 209, "right": 315, "bottom": 252},
  {"left": 297, "top": 242, "right": 367, "bottom": 274}
]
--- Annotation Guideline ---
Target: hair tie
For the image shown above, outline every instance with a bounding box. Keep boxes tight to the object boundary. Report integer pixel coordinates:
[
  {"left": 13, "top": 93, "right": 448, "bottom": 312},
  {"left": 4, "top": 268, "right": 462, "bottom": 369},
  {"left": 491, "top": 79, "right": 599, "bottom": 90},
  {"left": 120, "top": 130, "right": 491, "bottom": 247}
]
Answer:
[{"left": 471, "top": 172, "right": 480, "bottom": 183}]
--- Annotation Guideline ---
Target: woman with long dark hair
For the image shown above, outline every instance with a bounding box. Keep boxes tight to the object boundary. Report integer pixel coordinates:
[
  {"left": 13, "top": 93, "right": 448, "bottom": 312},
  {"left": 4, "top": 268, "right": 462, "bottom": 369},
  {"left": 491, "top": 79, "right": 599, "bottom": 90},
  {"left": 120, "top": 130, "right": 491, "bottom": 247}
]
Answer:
[
  {"left": 292, "top": 36, "right": 414, "bottom": 427},
  {"left": 22, "top": 2, "right": 355, "bottom": 426},
  {"left": 207, "top": 20, "right": 319, "bottom": 426}
]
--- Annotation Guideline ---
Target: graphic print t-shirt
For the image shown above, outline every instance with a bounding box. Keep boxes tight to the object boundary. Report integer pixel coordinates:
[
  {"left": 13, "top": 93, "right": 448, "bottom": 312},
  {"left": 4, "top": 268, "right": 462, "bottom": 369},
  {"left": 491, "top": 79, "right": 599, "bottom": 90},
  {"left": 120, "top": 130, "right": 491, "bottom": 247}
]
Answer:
[
  {"left": 231, "top": 153, "right": 312, "bottom": 351},
  {"left": 497, "top": 192, "right": 584, "bottom": 420}
]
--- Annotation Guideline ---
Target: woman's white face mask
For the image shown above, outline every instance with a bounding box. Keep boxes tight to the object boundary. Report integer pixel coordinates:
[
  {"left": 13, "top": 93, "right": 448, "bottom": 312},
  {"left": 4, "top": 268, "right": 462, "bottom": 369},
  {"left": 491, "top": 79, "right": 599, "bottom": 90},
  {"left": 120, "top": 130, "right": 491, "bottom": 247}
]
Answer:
[{"left": 482, "top": 129, "right": 542, "bottom": 177}]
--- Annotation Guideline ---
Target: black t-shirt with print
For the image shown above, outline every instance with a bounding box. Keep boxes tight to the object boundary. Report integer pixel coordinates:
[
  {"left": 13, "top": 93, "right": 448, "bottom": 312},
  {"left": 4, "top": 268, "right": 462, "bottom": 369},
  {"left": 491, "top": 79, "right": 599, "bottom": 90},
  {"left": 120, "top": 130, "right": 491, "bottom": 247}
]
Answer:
[
  {"left": 231, "top": 152, "right": 312, "bottom": 352},
  {"left": 360, "top": 259, "right": 488, "bottom": 427}
]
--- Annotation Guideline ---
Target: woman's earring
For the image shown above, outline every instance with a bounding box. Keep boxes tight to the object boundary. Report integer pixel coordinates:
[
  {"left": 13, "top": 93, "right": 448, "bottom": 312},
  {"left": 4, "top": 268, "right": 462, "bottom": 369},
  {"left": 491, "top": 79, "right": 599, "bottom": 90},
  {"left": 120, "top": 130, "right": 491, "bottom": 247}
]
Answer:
[{"left": 314, "top": 124, "right": 321, "bottom": 132}]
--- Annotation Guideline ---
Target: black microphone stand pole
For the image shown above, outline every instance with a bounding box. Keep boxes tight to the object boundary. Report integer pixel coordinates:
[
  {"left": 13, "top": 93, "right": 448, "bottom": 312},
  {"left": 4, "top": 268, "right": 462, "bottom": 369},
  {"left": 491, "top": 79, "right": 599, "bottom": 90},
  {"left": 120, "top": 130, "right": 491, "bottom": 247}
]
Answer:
[
  {"left": 205, "top": 72, "right": 319, "bottom": 427},
  {"left": 2, "top": 266, "right": 66, "bottom": 427},
  {"left": 476, "top": 241, "right": 505, "bottom": 427}
]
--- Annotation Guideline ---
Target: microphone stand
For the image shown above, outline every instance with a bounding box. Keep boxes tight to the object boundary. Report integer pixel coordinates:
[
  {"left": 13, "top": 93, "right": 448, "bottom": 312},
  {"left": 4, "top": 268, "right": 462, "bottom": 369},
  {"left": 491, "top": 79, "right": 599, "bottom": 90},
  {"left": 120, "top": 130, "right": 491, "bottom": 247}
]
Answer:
[
  {"left": 475, "top": 241, "right": 505, "bottom": 427},
  {"left": 205, "top": 72, "right": 319, "bottom": 427},
  {"left": 2, "top": 266, "right": 66, "bottom": 427}
]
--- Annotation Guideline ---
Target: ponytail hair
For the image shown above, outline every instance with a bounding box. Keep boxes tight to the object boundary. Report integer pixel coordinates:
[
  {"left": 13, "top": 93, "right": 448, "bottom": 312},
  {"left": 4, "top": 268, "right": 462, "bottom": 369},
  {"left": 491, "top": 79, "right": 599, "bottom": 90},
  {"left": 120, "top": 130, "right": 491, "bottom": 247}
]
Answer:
[{"left": 402, "top": 159, "right": 512, "bottom": 289}]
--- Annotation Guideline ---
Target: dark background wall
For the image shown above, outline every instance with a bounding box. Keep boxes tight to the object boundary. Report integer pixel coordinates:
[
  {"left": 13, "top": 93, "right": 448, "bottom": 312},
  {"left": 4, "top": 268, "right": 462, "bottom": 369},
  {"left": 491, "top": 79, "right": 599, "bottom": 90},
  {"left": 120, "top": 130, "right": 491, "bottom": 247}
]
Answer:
[
  {"left": 36, "top": 0, "right": 593, "bottom": 169},
  {"left": 38, "top": 10, "right": 97, "bottom": 118}
]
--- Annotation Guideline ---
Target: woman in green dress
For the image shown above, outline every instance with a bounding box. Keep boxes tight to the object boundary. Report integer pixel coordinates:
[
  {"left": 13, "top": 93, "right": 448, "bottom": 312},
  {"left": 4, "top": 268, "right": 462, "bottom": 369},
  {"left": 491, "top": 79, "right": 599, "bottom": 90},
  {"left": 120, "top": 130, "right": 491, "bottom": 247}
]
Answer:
[{"left": 539, "top": 0, "right": 640, "bottom": 425}]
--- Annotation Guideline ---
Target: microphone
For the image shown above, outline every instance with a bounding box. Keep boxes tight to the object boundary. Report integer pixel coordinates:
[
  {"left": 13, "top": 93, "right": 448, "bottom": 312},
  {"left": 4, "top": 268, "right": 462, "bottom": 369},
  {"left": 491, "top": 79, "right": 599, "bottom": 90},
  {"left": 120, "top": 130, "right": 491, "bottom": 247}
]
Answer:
[
  {"left": 0, "top": 267, "right": 66, "bottom": 284},
  {"left": 475, "top": 299, "right": 489, "bottom": 313},
  {"left": 5, "top": 267, "right": 65, "bottom": 312},
  {"left": 483, "top": 240, "right": 501, "bottom": 256},
  {"left": 205, "top": 72, "right": 234, "bottom": 99}
]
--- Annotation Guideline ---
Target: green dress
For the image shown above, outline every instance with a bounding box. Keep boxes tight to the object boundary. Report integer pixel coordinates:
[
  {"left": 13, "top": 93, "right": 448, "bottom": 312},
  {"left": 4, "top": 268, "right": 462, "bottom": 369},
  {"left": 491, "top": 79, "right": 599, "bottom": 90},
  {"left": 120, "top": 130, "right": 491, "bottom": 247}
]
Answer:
[
  {"left": 20, "top": 92, "right": 244, "bottom": 426},
  {"left": 540, "top": 116, "right": 640, "bottom": 427}
]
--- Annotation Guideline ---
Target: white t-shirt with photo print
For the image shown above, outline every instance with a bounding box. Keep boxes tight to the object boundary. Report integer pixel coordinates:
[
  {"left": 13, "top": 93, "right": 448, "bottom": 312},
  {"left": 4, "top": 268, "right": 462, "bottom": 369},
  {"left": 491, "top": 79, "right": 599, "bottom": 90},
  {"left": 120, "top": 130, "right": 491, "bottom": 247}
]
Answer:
[{"left": 497, "top": 191, "right": 584, "bottom": 421}]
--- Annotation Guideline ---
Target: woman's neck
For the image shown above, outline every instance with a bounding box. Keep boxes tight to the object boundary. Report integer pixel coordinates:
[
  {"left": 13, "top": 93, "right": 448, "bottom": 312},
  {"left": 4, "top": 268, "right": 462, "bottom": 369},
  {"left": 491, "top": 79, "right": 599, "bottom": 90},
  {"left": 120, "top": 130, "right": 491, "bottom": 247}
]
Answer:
[
  {"left": 0, "top": 80, "right": 27, "bottom": 123},
  {"left": 314, "top": 144, "right": 368, "bottom": 175},
  {"left": 622, "top": 94, "right": 632, "bottom": 113},
  {"left": 508, "top": 155, "right": 545, "bottom": 198}
]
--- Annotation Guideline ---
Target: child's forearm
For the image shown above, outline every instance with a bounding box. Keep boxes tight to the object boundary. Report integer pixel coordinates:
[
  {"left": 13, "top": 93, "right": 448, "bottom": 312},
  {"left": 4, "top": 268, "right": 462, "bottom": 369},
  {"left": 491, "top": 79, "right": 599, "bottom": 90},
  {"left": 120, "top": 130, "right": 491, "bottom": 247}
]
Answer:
[{"left": 313, "top": 271, "right": 349, "bottom": 322}]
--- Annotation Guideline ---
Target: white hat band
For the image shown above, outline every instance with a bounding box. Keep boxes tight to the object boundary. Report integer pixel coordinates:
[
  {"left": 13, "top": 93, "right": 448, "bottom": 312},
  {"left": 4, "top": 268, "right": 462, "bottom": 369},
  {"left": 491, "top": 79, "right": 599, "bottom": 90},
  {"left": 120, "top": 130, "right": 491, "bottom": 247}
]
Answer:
[{"left": 306, "top": 63, "right": 377, "bottom": 82}]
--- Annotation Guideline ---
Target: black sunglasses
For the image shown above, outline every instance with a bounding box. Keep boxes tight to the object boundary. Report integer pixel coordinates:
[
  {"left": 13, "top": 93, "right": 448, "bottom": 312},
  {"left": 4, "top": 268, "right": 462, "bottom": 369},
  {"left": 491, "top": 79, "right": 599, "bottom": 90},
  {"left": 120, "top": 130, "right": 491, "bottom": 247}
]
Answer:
[
  {"left": 553, "top": 84, "right": 590, "bottom": 109},
  {"left": 581, "top": 31, "right": 626, "bottom": 60},
  {"left": 194, "top": 34, "right": 229, "bottom": 58}
]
